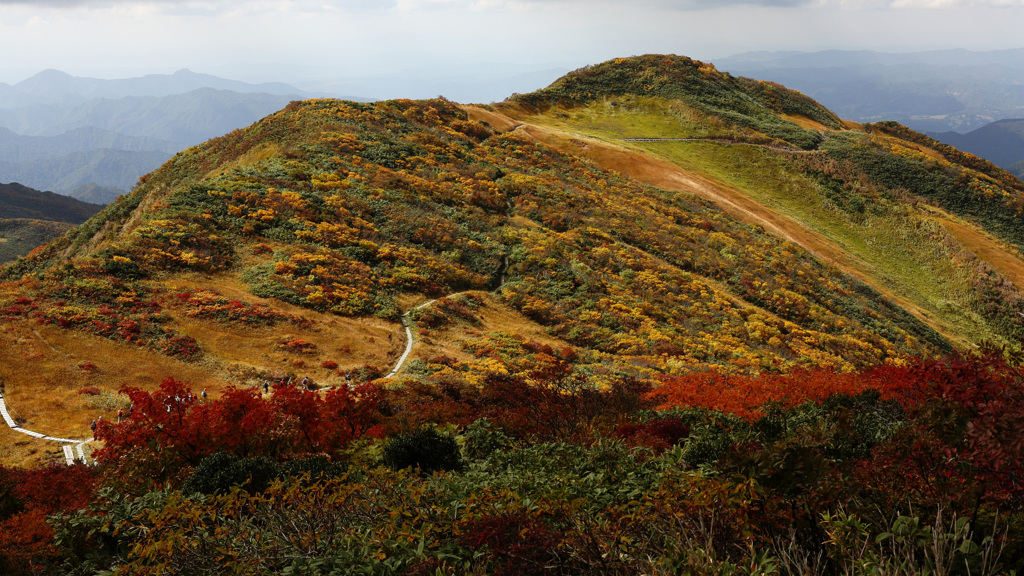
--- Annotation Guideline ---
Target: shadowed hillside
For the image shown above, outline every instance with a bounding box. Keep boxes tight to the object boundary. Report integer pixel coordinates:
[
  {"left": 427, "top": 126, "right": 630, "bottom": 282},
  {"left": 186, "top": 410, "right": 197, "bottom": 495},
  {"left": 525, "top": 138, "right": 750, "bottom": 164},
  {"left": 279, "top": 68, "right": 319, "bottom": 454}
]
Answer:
[{"left": 0, "top": 182, "right": 103, "bottom": 262}]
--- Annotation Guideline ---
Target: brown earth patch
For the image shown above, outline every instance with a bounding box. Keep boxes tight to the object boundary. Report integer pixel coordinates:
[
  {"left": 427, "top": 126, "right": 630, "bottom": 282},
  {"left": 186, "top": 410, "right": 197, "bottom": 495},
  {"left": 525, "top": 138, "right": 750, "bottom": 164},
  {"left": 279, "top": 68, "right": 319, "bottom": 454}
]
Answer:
[
  {"left": 400, "top": 291, "right": 575, "bottom": 373},
  {"left": 780, "top": 114, "right": 831, "bottom": 132},
  {"left": 462, "top": 105, "right": 522, "bottom": 133},
  {"left": 936, "top": 217, "right": 1024, "bottom": 288}
]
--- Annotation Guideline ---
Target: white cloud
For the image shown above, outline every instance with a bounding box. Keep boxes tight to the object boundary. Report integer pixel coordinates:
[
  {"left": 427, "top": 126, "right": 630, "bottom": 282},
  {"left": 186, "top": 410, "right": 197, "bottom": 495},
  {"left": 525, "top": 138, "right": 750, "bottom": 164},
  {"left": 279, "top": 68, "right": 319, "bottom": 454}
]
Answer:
[{"left": 0, "top": 0, "right": 1021, "bottom": 91}]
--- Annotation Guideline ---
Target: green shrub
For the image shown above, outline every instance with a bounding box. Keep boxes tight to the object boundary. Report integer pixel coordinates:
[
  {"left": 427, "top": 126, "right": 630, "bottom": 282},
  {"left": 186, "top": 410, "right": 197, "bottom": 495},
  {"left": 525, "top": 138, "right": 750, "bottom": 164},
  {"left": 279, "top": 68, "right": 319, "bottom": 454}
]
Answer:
[
  {"left": 181, "top": 452, "right": 281, "bottom": 495},
  {"left": 382, "top": 428, "right": 464, "bottom": 474}
]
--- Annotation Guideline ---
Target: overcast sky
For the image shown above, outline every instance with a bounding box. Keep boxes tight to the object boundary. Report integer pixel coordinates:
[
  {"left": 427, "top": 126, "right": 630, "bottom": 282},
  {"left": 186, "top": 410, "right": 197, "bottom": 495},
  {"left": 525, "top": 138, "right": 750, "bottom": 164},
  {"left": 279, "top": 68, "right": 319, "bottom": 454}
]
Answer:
[{"left": 1, "top": 0, "right": 1022, "bottom": 100}]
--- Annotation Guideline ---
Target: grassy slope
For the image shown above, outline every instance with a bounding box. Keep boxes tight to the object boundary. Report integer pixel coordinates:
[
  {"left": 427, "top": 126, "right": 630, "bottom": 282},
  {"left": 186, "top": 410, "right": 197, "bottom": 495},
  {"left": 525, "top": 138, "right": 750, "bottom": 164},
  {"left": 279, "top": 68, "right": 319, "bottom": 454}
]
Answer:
[
  {"left": 4, "top": 56, "right": 1014, "bottom": 465},
  {"left": 492, "top": 93, "right": 1024, "bottom": 349}
]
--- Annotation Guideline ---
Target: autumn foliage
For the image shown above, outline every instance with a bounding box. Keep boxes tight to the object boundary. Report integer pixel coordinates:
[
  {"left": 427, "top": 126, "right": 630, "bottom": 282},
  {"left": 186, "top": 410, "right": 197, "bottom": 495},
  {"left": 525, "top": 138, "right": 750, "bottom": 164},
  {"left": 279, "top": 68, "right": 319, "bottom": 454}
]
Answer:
[{"left": 93, "top": 377, "right": 386, "bottom": 489}]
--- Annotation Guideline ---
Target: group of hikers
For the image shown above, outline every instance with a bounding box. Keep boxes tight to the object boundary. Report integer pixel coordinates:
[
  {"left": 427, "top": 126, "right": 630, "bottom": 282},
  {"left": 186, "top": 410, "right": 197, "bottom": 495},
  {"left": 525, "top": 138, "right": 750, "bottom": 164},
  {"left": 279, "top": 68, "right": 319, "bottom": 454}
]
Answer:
[
  {"left": 90, "top": 389, "right": 210, "bottom": 433},
  {"left": 262, "top": 372, "right": 353, "bottom": 394}
]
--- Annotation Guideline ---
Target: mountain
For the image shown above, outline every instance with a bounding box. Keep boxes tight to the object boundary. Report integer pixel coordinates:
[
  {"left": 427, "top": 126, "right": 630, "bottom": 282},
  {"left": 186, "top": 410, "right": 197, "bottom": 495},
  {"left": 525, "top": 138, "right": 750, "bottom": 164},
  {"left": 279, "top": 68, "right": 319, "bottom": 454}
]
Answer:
[
  {"left": 2, "top": 54, "right": 1024, "bottom": 574},
  {"left": 715, "top": 48, "right": 1024, "bottom": 133},
  {"left": 1, "top": 68, "right": 315, "bottom": 107},
  {"left": 67, "top": 183, "right": 130, "bottom": 206},
  {"left": 4, "top": 52, "right": 1024, "bottom": 440},
  {"left": 0, "top": 70, "right": 335, "bottom": 199},
  {"left": 0, "top": 181, "right": 103, "bottom": 222},
  {"left": 928, "top": 118, "right": 1024, "bottom": 176},
  {"left": 1013, "top": 159, "right": 1024, "bottom": 180},
  {"left": 0, "top": 88, "right": 306, "bottom": 143},
  {"left": 0, "top": 148, "right": 173, "bottom": 199},
  {"left": 0, "top": 126, "right": 178, "bottom": 160},
  {"left": 0, "top": 182, "right": 104, "bottom": 262}
]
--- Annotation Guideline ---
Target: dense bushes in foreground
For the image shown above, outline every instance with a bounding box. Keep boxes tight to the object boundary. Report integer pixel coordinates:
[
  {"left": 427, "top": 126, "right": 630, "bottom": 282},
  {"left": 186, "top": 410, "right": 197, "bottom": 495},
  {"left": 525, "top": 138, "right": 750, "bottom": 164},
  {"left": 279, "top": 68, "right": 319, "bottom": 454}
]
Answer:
[{"left": 0, "top": 351, "right": 1022, "bottom": 574}]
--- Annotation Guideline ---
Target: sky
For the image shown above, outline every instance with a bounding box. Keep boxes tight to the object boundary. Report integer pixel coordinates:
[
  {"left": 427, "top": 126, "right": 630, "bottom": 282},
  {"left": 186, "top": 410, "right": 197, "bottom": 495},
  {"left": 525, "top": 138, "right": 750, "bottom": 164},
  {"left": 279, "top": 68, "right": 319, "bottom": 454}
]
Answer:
[{"left": 1, "top": 0, "right": 1022, "bottom": 101}]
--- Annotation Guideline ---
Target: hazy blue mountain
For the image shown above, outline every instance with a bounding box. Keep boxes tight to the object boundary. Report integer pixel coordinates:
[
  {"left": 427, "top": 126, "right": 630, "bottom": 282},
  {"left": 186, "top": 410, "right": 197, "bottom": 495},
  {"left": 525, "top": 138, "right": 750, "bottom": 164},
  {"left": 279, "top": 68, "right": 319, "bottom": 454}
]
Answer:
[
  {"left": 0, "top": 68, "right": 315, "bottom": 107},
  {"left": 0, "top": 88, "right": 300, "bottom": 144},
  {"left": 67, "top": 182, "right": 129, "bottom": 205},
  {"left": 0, "top": 149, "right": 172, "bottom": 198},
  {"left": 0, "top": 69, "right": 326, "bottom": 199},
  {"left": 929, "top": 119, "right": 1024, "bottom": 167},
  {"left": 0, "top": 126, "right": 179, "bottom": 160},
  {"left": 1011, "top": 160, "right": 1024, "bottom": 181},
  {"left": 928, "top": 119, "right": 1024, "bottom": 179},
  {"left": 714, "top": 49, "right": 1024, "bottom": 133}
]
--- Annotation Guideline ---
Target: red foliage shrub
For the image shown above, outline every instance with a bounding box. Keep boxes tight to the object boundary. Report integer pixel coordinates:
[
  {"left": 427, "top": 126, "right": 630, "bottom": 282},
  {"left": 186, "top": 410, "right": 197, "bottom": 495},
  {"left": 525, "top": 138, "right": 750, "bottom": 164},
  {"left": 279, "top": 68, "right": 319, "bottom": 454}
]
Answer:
[
  {"left": 459, "top": 513, "right": 568, "bottom": 576},
  {"left": 94, "top": 377, "right": 387, "bottom": 490},
  {"left": 277, "top": 337, "right": 316, "bottom": 354},
  {"left": 616, "top": 417, "right": 690, "bottom": 452},
  {"left": 77, "top": 362, "right": 98, "bottom": 373},
  {"left": 650, "top": 362, "right": 928, "bottom": 419},
  {"left": 77, "top": 386, "right": 100, "bottom": 396},
  {"left": 0, "top": 464, "right": 96, "bottom": 576},
  {"left": 321, "top": 360, "right": 339, "bottom": 370},
  {"left": 906, "top": 352, "right": 1024, "bottom": 505},
  {"left": 0, "top": 509, "right": 57, "bottom": 575},
  {"left": 160, "top": 335, "right": 201, "bottom": 359}
]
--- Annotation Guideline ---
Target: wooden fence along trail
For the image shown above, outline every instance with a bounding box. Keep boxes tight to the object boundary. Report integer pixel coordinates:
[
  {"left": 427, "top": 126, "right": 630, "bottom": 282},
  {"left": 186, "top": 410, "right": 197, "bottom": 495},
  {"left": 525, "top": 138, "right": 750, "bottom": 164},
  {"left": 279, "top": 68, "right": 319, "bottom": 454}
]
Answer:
[{"left": 0, "top": 391, "right": 92, "bottom": 465}]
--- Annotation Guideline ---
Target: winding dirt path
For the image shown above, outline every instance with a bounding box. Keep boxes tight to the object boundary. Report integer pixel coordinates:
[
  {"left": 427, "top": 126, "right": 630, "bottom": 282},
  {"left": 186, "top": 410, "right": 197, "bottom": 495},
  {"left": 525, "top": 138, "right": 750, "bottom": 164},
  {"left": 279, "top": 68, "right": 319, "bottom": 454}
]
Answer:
[{"left": 384, "top": 299, "right": 439, "bottom": 379}]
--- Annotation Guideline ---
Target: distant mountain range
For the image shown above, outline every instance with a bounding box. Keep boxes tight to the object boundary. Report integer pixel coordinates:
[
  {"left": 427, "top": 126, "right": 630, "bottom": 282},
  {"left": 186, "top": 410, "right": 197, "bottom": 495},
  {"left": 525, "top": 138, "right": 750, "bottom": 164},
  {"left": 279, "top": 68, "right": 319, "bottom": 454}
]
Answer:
[
  {"left": 0, "top": 68, "right": 310, "bottom": 107},
  {"left": 714, "top": 49, "right": 1024, "bottom": 134},
  {"left": 927, "top": 119, "right": 1024, "bottom": 180},
  {"left": 0, "top": 69, "right": 337, "bottom": 203}
]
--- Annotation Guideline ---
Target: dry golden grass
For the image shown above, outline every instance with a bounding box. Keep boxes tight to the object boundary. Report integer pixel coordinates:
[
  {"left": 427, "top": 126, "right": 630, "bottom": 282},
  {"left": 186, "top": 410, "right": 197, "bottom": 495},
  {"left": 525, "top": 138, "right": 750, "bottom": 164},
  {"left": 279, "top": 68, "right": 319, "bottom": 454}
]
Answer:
[
  {"left": 780, "top": 113, "right": 833, "bottom": 132},
  {"left": 0, "top": 269, "right": 411, "bottom": 466},
  {"left": 934, "top": 215, "right": 1024, "bottom": 289},
  {"left": 204, "top": 143, "right": 282, "bottom": 180},
  {"left": 402, "top": 291, "right": 573, "bottom": 372},
  {"left": 462, "top": 105, "right": 522, "bottom": 133},
  {"left": 0, "top": 425, "right": 65, "bottom": 468}
]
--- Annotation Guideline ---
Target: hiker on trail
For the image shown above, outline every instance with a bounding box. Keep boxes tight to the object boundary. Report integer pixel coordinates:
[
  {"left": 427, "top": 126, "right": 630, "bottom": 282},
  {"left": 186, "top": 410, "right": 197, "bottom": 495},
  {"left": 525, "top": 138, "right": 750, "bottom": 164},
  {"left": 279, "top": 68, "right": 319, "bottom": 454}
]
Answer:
[
  {"left": 345, "top": 372, "right": 352, "bottom": 388},
  {"left": 201, "top": 389, "right": 208, "bottom": 401},
  {"left": 263, "top": 381, "right": 270, "bottom": 393},
  {"left": 117, "top": 408, "right": 123, "bottom": 423},
  {"left": 301, "top": 376, "right": 309, "bottom": 390},
  {"left": 90, "top": 419, "right": 96, "bottom": 433}
]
